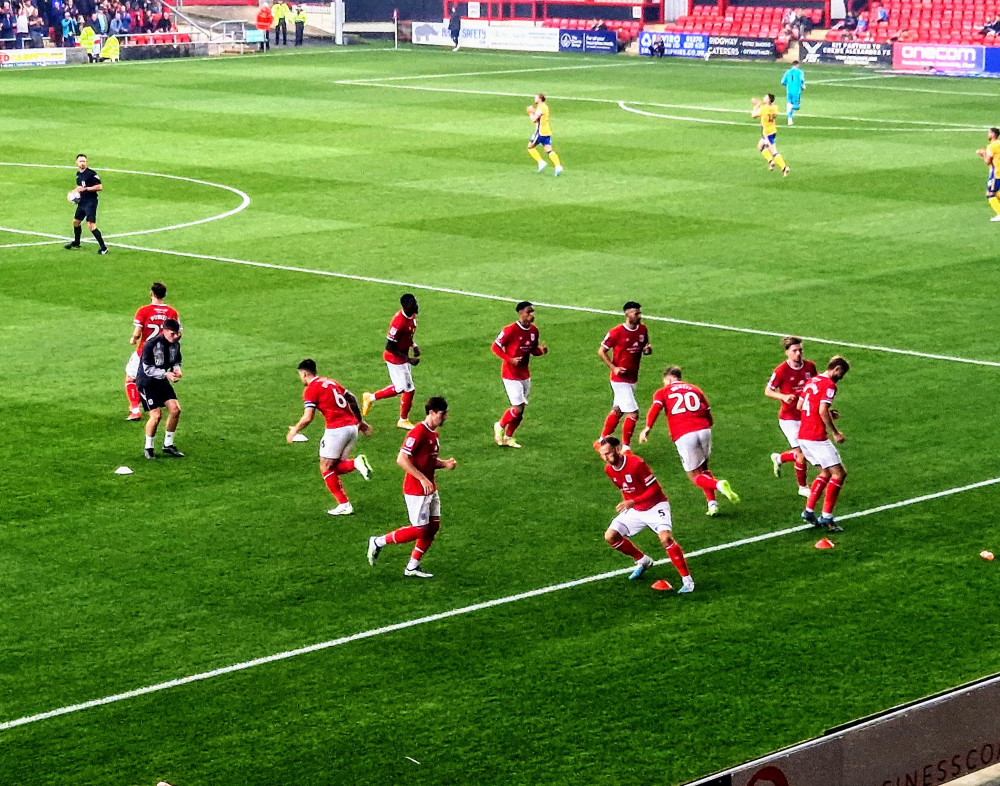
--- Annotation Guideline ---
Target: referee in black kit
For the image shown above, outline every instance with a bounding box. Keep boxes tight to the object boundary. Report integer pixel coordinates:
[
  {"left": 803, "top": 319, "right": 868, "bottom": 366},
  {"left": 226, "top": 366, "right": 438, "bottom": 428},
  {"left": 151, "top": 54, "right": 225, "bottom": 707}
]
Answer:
[
  {"left": 65, "top": 154, "right": 109, "bottom": 255},
  {"left": 136, "top": 317, "right": 185, "bottom": 460}
]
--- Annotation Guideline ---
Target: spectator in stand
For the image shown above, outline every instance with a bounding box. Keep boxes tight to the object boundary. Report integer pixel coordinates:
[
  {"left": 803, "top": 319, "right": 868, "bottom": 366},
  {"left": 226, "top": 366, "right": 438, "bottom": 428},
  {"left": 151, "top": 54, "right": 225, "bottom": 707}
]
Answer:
[
  {"left": 15, "top": 4, "right": 28, "bottom": 46},
  {"left": 61, "top": 9, "right": 77, "bottom": 43},
  {"left": 28, "top": 9, "right": 45, "bottom": 44},
  {"left": 857, "top": 15, "right": 868, "bottom": 32},
  {"left": 108, "top": 8, "right": 123, "bottom": 32},
  {"left": 154, "top": 7, "right": 170, "bottom": 30},
  {"left": 255, "top": 1, "right": 271, "bottom": 50},
  {"left": 650, "top": 35, "right": 664, "bottom": 57},
  {"left": 0, "top": 3, "right": 14, "bottom": 48},
  {"left": 589, "top": 18, "right": 607, "bottom": 30},
  {"left": 981, "top": 15, "right": 1000, "bottom": 35},
  {"left": 876, "top": 5, "right": 888, "bottom": 22}
]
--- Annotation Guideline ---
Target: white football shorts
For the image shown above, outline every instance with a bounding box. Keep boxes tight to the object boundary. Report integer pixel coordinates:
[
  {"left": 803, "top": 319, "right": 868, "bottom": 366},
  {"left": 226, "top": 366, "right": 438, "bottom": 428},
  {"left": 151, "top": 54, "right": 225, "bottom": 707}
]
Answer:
[
  {"left": 674, "top": 427, "right": 712, "bottom": 473},
  {"left": 319, "top": 425, "right": 358, "bottom": 460},
  {"left": 798, "top": 438, "right": 842, "bottom": 469},
  {"left": 610, "top": 381, "right": 639, "bottom": 413},
  {"left": 405, "top": 491, "right": 441, "bottom": 526},
  {"left": 779, "top": 418, "right": 801, "bottom": 449},
  {"left": 610, "top": 500, "right": 673, "bottom": 538},
  {"left": 503, "top": 378, "right": 531, "bottom": 407},
  {"left": 125, "top": 350, "right": 140, "bottom": 379},
  {"left": 386, "top": 360, "right": 415, "bottom": 394}
]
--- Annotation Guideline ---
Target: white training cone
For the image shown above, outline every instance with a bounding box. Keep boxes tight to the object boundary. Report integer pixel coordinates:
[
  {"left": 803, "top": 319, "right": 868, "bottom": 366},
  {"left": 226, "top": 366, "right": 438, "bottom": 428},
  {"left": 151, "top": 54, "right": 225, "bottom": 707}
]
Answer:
[
  {"left": 114, "top": 466, "right": 134, "bottom": 475},
  {"left": 292, "top": 433, "right": 308, "bottom": 442}
]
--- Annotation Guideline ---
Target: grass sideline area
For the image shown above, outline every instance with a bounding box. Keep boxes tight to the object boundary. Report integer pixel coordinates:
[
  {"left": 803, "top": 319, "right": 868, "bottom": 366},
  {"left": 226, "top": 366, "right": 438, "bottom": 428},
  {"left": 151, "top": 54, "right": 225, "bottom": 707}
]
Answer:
[{"left": 2, "top": 44, "right": 1000, "bottom": 785}]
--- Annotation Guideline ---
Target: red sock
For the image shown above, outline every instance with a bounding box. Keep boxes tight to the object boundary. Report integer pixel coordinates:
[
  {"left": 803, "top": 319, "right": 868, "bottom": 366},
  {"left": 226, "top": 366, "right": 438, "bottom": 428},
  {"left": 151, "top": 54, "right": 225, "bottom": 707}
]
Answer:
[
  {"left": 411, "top": 518, "right": 439, "bottom": 560},
  {"left": 692, "top": 472, "right": 717, "bottom": 502},
  {"left": 666, "top": 541, "right": 690, "bottom": 578},
  {"left": 622, "top": 414, "right": 637, "bottom": 446},
  {"left": 500, "top": 407, "right": 514, "bottom": 428},
  {"left": 822, "top": 477, "right": 844, "bottom": 516},
  {"left": 779, "top": 450, "right": 797, "bottom": 463},
  {"left": 806, "top": 475, "right": 829, "bottom": 511},
  {"left": 386, "top": 525, "right": 422, "bottom": 544},
  {"left": 400, "top": 390, "right": 414, "bottom": 420},
  {"left": 794, "top": 460, "right": 807, "bottom": 487},
  {"left": 503, "top": 409, "right": 523, "bottom": 437},
  {"left": 335, "top": 460, "right": 355, "bottom": 475},
  {"left": 601, "top": 410, "right": 622, "bottom": 439},
  {"left": 373, "top": 384, "right": 398, "bottom": 401},
  {"left": 322, "top": 471, "right": 348, "bottom": 504},
  {"left": 611, "top": 537, "right": 644, "bottom": 561},
  {"left": 125, "top": 379, "right": 140, "bottom": 410}
]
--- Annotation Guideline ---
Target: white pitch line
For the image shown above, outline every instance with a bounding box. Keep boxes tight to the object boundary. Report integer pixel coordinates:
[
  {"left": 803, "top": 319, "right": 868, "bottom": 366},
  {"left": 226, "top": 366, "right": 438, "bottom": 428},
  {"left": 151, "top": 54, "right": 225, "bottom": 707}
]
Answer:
[
  {"left": 2, "top": 475, "right": 997, "bottom": 734},
  {"left": 0, "top": 162, "right": 250, "bottom": 241},
  {"left": 337, "top": 60, "right": 645, "bottom": 83},
  {"left": 75, "top": 240, "right": 999, "bottom": 368},
  {"left": 809, "top": 74, "right": 900, "bottom": 85}
]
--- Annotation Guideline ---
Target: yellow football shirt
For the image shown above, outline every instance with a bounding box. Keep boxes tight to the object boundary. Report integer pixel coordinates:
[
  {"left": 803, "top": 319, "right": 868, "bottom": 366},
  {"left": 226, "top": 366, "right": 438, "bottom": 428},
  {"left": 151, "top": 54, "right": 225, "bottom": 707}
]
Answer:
[
  {"left": 759, "top": 103, "right": 778, "bottom": 136},
  {"left": 535, "top": 102, "right": 552, "bottom": 136},
  {"left": 988, "top": 140, "right": 1000, "bottom": 173}
]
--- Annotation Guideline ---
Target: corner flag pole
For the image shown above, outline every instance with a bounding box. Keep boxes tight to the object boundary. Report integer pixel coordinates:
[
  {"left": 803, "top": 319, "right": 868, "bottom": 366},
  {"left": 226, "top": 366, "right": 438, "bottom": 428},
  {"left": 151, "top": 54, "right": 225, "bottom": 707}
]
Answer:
[{"left": 393, "top": 7, "right": 398, "bottom": 49}]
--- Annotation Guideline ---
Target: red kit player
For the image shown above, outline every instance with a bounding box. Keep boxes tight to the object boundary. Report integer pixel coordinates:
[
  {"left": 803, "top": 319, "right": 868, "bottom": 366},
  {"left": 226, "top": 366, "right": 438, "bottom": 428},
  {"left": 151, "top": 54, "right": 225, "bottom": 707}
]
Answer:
[
  {"left": 797, "top": 356, "right": 850, "bottom": 532},
  {"left": 125, "top": 281, "right": 178, "bottom": 421},
  {"left": 361, "top": 293, "right": 421, "bottom": 431},
  {"left": 639, "top": 366, "right": 740, "bottom": 517},
  {"left": 287, "top": 359, "right": 372, "bottom": 516},
  {"left": 367, "top": 397, "right": 457, "bottom": 578},
  {"left": 597, "top": 437, "right": 694, "bottom": 593},
  {"left": 597, "top": 301, "right": 652, "bottom": 451},
  {"left": 765, "top": 336, "right": 818, "bottom": 497},
  {"left": 492, "top": 301, "right": 548, "bottom": 449}
]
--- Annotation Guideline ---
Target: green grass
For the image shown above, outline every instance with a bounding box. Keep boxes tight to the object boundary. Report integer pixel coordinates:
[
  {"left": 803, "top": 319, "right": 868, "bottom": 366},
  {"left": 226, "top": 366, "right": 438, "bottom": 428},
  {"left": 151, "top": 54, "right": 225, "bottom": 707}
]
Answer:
[{"left": 2, "top": 44, "right": 1000, "bottom": 785}]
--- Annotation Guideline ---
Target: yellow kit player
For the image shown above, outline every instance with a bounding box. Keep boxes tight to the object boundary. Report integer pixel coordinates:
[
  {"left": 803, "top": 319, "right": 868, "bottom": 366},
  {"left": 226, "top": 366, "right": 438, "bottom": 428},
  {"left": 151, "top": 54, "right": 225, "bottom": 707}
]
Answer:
[
  {"left": 752, "top": 94, "right": 789, "bottom": 177},
  {"left": 527, "top": 93, "right": 563, "bottom": 176},
  {"left": 976, "top": 127, "right": 1000, "bottom": 222}
]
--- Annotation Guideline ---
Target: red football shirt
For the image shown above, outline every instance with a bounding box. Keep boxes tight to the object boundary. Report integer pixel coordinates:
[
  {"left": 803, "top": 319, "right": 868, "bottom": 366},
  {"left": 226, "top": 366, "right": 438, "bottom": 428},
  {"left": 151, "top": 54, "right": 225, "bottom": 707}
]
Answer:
[
  {"left": 797, "top": 374, "right": 837, "bottom": 442},
  {"left": 134, "top": 304, "right": 179, "bottom": 354},
  {"left": 601, "top": 323, "right": 649, "bottom": 384},
  {"left": 400, "top": 421, "right": 440, "bottom": 496},
  {"left": 648, "top": 382, "right": 713, "bottom": 441},
  {"left": 303, "top": 376, "right": 358, "bottom": 429},
  {"left": 768, "top": 359, "right": 817, "bottom": 421},
  {"left": 604, "top": 452, "right": 668, "bottom": 511},
  {"left": 383, "top": 310, "right": 417, "bottom": 365},
  {"left": 492, "top": 321, "right": 541, "bottom": 381}
]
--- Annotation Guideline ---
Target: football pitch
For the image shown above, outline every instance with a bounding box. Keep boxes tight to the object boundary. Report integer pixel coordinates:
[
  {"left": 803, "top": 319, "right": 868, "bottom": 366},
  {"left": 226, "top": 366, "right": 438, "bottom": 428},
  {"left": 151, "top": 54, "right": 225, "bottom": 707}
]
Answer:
[{"left": 3, "top": 43, "right": 1000, "bottom": 785}]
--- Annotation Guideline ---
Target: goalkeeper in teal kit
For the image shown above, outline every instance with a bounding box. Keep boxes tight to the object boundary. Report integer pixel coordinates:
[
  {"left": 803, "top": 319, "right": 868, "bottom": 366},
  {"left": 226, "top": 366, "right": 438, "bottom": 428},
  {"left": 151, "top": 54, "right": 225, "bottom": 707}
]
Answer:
[{"left": 781, "top": 61, "right": 805, "bottom": 126}]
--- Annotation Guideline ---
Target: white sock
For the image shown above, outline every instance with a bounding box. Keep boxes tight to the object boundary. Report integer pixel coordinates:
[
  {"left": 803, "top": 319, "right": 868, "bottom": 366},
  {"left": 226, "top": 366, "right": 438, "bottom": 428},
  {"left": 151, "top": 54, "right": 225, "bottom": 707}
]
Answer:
[
  {"left": 164, "top": 431, "right": 175, "bottom": 447},
  {"left": 406, "top": 558, "right": 420, "bottom": 571},
  {"left": 375, "top": 535, "right": 387, "bottom": 548},
  {"left": 145, "top": 435, "right": 154, "bottom": 449}
]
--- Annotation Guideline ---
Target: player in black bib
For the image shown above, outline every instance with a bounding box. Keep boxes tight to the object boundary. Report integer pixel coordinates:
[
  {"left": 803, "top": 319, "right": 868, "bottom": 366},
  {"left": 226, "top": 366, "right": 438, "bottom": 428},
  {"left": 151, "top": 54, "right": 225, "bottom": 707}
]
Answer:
[{"left": 65, "top": 153, "right": 109, "bottom": 255}]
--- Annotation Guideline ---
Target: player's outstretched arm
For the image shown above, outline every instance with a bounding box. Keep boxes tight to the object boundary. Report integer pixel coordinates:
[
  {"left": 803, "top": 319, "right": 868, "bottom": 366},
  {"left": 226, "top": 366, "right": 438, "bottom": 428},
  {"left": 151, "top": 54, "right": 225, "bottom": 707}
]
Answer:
[{"left": 288, "top": 407, "right": 315, "bottom": 442}]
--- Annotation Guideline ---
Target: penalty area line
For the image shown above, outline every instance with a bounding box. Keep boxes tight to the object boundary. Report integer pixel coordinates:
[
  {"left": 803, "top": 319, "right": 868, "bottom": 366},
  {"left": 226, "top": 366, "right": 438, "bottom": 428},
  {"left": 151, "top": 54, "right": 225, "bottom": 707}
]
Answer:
[{"left": 1, "top": 475, "right": 998, "bottom": 733}]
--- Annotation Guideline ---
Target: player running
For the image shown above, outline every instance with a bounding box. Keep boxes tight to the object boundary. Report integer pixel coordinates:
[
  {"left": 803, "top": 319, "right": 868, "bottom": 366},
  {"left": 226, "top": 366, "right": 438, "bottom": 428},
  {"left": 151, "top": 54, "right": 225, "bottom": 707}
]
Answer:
[
  {"left": 64, "top": 154, "right": 109, "bottom": 255},
  {"left": 751, "top": 94, "right": 790, "bottom": 177},
  {"left": 367, "top": 397, "right": 457, "bottom": 579},
  {"left": 361, "top": 293, "right": 420, "bottom": 430},
  {"left": 597, "top": 436, "right": 694, "bottom": 594},
  {"left": 125, "top": 282, "right": 179, "bottom": 422},
  {"left": 492, "top": 301, "right": 548, "bottom": 449},
  {"left": 798, "top": 356, "right": 850, "bottom": 532},
  {"left": 976, "top": 127, "right": 1000, "bottom": 222},
  {"left": 639, "top": 366, "right": 739, "bottom": 517},
  {"left": 288, "top": 359, "right": 372, "bottom": 517},
  {"left": 596, "top": 301, "right": 652, "bottom": 452},
  {"left": 780, "top": 61, "right": 805, "bottom": 125},
  {"left": 526, "top": 93, "right": 563, "bottom": 176},
  {"left": 766, "top": 336, "right": 817, "bottom": 497},
  {"left": 136, "top": 318, "right": 184, "bottom": 460}
]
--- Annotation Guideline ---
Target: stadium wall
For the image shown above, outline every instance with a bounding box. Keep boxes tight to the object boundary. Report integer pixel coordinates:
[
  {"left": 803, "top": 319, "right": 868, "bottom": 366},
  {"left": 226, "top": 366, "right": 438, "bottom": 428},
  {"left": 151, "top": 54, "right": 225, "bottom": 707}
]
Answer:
[{"left": 684, "top": 672, "right": 1000, "bottom": 786}]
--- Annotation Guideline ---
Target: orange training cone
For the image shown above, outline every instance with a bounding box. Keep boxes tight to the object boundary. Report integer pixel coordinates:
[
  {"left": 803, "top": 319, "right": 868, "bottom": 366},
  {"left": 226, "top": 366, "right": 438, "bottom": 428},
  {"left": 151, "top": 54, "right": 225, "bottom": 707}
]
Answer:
[
  {"left": 981, "top": 550, "right": 995, "bottom": 561},
  {"left": 651, "top": 579, "right": 673, "bottom": 591},
  {"left": 815, "top": 538, "right": 835, "bottom": 550}
]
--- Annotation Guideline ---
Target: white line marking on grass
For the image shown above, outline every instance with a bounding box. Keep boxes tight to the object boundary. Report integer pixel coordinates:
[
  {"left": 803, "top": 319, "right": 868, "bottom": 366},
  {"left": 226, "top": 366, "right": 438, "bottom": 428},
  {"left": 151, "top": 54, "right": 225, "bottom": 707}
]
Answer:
[
  {"left": 76, "top": 240, "right": 998, "bottom": 368},
  {"left": 2, "top": 476, "right": 997, "bottom": 733},
  {"left": 809, "top": 74, "right": 900, "bottom": 85},
  {"left": 0, "top": 163, "right": 250, "bottom": 241},
  {"left": 831, "top": 82, "right": 1000, "bottom": 97},
  {"left": 338, "top": 60, "right": 646, "bottom": 83}
]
